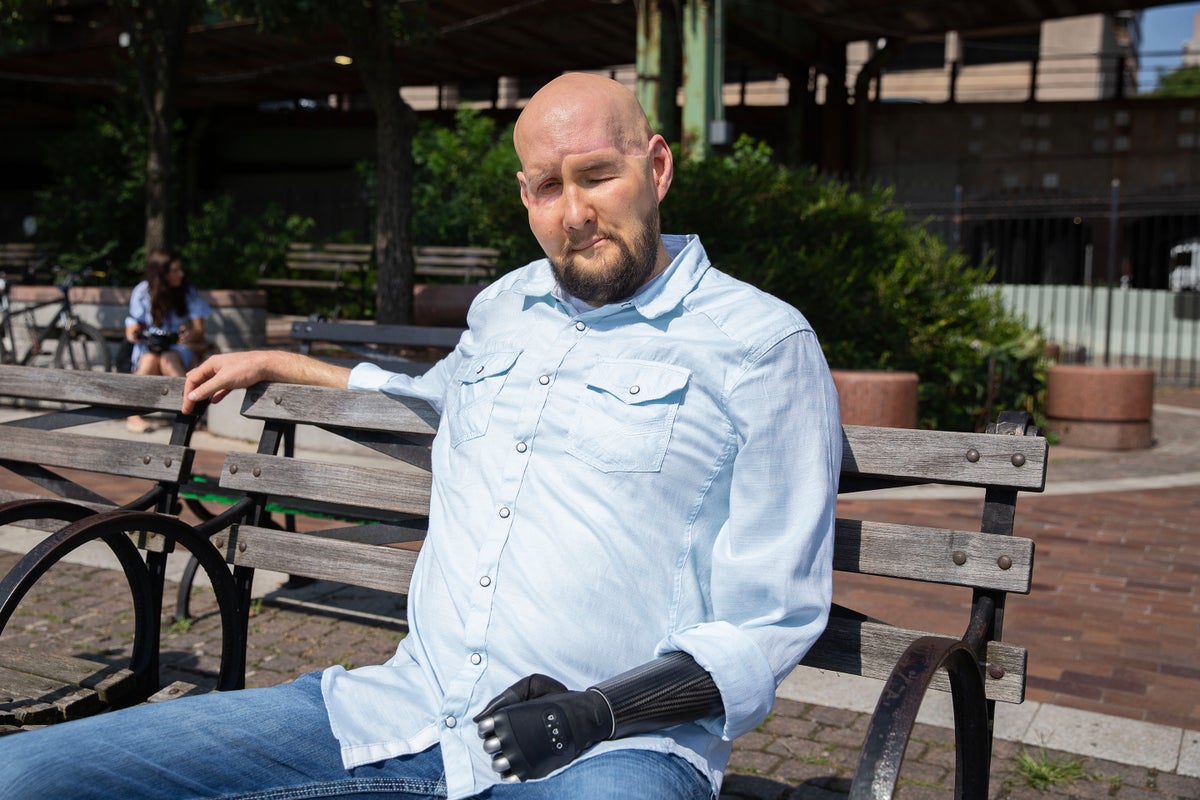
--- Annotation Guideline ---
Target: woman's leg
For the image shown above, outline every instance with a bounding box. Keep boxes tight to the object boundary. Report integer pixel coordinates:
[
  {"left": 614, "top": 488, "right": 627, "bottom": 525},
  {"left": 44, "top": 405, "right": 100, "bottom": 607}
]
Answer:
[
  {"left": 127, "top": 351, "right": 165, "bottom": 431},
  {"left": 0, "top": 673, "right": 448, "bottom": 800}
]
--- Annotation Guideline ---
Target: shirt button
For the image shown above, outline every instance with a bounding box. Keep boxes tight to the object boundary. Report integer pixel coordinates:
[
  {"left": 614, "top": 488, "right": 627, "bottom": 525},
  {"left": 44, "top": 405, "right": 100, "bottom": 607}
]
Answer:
[
  {"left": 470, "top": 653, "right": 483, "bottom": 665},
  {"left": 475, "top": 365, "right": 484, "bottom": 374},
  {"left": 445, "top": 716, "right": 457, "bottom": 728},
  {"left": 575, "top": 321, "right": 586, "bottom": 331},
  {"left": 539, "top": 375, "right": 550, "bottom": 385},
  {"left": 479, "top": 575, "right": 492, "bottom": 587},
  {"left": 629, "top": 385, "right": 641, "bottom": 395},
  {"left": 499, "top": 507, "right": 511, "bottom": 519},
  {"left": 516, "top": 442, "right": 528, "bottom": 453}
]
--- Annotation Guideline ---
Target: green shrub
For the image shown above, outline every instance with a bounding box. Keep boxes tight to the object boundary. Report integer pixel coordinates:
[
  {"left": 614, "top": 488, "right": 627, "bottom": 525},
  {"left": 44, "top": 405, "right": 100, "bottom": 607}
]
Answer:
[
  {"left": 179, "top": 196, "right": 321, "bottom": 311},
  {"left": 411, "top": 108, "right": 540, "bottom": 273},
  {"left": 662, "top": 136, "right": 1047, "bottom": 431}
]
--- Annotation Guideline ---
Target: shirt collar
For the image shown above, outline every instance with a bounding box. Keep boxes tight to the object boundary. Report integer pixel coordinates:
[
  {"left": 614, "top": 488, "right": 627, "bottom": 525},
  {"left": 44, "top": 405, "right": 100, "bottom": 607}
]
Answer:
[{"left": 514, "top": 234, "right": 710, "bottom": 320}]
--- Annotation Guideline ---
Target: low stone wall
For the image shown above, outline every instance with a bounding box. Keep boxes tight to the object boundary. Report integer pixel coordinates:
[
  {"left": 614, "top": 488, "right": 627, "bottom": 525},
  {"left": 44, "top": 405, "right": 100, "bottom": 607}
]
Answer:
[{"left": 8, "top": 285, "right": 268, "bottom": 355}]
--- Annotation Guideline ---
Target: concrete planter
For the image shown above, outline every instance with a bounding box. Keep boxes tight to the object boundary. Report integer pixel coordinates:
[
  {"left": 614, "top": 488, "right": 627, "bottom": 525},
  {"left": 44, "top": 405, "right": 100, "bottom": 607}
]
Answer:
[
  {"left": 830, "top": 369, "right": 919, "bottom": 428},
  {"left": 8, "top": 285, "right": 268, "bottom": 355},
  {"left": 1045, "top": 364, "right": 1154, "bottom": 450}
]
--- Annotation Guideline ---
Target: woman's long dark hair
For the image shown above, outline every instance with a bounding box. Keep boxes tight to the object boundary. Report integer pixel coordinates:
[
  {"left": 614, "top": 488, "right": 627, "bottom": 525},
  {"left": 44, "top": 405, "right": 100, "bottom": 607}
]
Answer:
[{"left": 144, "top": 249, "right": 189, "bottom": 326}]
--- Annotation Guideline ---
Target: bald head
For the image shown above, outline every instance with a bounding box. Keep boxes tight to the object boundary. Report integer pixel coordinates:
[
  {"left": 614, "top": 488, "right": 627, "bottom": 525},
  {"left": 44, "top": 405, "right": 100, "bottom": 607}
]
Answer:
[{"left": 514, "top": 73, "right": 653, "bottom": 167}]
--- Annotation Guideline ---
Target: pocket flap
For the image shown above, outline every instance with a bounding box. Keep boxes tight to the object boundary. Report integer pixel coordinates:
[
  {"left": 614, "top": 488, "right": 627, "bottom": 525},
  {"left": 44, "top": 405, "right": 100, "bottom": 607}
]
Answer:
[
  {"left": 586, "top": 360, "right": 691, "bottom": 404},
  {"left": 458, "top": 350, "right": 520, "bottom": 385}
]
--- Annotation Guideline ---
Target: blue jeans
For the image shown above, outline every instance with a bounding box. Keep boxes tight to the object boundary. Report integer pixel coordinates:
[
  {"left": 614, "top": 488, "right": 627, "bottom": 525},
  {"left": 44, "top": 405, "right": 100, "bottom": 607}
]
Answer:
[{"left": 0, "top": 673, "right": 711, "bottom": 800}]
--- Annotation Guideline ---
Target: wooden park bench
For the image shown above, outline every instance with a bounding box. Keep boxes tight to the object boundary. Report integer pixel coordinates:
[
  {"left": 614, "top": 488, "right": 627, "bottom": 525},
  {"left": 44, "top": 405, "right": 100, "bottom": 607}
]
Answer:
[
  {"left": 0, "top": 243, "right": 57, "bottom": 277},
  {"left": 414, "top": 245, "right": 498, "bottom": 283},
  {"left": 289, "top": 318, "right": 464, "bottom": 374},
  {"left": 0, "top": 365, "right": 220, "bottom": 726},
  {"left": 258, "top": 243, "right": 373, "bottom": 320},
  {"left": 0, "top": 378, "right": 1048, "bottom": 798}
]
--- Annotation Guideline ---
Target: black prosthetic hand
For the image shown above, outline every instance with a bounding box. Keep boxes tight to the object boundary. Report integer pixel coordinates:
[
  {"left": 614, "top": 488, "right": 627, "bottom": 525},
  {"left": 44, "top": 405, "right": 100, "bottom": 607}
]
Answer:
[{"left": 473, "top": 652, "right": 722, "bottom": 782}]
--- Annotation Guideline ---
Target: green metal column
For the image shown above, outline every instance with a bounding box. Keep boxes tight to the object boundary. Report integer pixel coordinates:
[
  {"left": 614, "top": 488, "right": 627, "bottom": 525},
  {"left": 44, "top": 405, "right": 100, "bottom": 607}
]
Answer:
[
  {"left": 636, "top": 0, "right": 679, "bottom": 143},
  {"left": 681, "top": 0, "right": 725, "bottom": 158}
]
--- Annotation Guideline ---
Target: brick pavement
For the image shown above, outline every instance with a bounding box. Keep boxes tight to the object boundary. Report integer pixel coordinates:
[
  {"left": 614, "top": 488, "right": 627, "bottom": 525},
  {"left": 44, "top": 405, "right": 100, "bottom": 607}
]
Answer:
[{"left": 1, "top": 390, "right": 1199, "bottom": 798}]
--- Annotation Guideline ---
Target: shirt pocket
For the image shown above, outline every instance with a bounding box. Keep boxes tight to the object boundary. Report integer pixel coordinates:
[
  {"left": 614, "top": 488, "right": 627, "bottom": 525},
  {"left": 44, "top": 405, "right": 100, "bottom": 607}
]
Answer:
[
  {"left": 447, "top": 350, "right": 521, "bottom": 446},
  {"left": 567, "top": 360, "right": 691, "bottom": 473}
]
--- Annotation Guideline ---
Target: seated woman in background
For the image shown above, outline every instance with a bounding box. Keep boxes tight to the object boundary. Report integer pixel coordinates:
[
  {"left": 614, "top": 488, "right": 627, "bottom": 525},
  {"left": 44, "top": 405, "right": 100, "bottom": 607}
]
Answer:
[{"left": 124, "top": 249, "right": 211, "bottom": 433}]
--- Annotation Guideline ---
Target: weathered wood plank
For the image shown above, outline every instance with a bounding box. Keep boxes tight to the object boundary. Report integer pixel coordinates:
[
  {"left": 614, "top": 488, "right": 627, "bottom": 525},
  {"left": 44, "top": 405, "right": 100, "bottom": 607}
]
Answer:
[
  {"left": 220, "top": 453, "right": 430, "bottom": 517},
  {"left": 0, "top": 643, "right": 137, "bottom": 704},
  {"left": 0, "top": 427, "right": 191, "bottom": 482},
  {"left": 800, "top": 615, "right": 1027, "bottom": 704},
  {"left": 288, "top": 320, "right": 464, "bottom": 350},
  {"left": 0, "top": 365, "right": 186, "bottom": 412},
  {"left": 256, "top": 278, "right": 344, "bottom": 290},
  {"left": 240, "top": 383, "right": 439, "bottom": 434},
  {"left": 833, "top": 520, "right": 1034, "bottom": 593},
  {"left": 220, "top": 525, "right": 419, "bottom": 594},
  {"left": 841, "top": 425, "right": 1047, "bottom": 491}
]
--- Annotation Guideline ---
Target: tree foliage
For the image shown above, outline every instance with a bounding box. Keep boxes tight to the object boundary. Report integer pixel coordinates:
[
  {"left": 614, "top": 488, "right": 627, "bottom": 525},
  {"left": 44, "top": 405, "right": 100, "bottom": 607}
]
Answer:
[
  {"left": 1149, "top": 63, "right": 1200, "bottom": 98},
  {"left": 661, "top": 137, "right": 1047, "bottom": 431}
]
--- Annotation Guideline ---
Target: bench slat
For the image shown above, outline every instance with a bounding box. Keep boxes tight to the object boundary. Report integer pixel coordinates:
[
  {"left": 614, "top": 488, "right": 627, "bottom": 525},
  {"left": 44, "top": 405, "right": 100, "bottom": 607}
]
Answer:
[
  {"left": 800, "top": 615, "right": 1027, "bottom": 703},
  {"left": 0, "top": 643, "right": 135, "bottom": 704},
  {"left": 221, "top": 524, "right": 419, "bottom": 594},
  {"left": 240, "top": 383, "right": 439, "bottom": 434},
  {"left": 289, "top": 321, "right": 464, "bottom": 350},
  {"left": 256, "top": 278, "right": 345, "bottom": 290},
  {"left": 220, "top": 453, "right": 430, "bottom": 516},
  {"left": 0, "top": 366, "right": 186, "bottom": 412},
  {"left": 841, "top": 425, "right": 1047, "bottom": 491},
  {"left": 0, "top": 427, "right": 191, "bottom": 482},
  {"left": 833, "top": 520, "right": 1034, "bottom": 593}
]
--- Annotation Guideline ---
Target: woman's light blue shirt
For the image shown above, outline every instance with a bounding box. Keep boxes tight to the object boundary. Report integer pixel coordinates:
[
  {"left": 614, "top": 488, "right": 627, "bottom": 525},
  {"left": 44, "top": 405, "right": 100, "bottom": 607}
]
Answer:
[{"left": 325, "top": 234, "right": 841, "bottom": 799}]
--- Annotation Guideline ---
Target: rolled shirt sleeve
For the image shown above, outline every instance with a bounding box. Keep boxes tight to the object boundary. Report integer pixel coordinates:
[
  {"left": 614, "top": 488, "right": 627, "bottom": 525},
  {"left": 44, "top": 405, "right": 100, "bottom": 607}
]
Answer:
[{"left": 658, "top": 329, "right": 840, "bottom": 739}]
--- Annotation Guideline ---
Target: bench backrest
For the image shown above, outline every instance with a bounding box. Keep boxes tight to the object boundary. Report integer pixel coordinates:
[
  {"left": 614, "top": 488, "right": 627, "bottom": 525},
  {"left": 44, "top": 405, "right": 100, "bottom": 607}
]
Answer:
[
  {"left": 213, "top": 383, "right": 437, "bottom": 596},
  {"left": 211, "top": 384, "right": 1046, "bottom": 704},
  {"left": 414, "top": 246, "right": 498, "bottom": 283},
  {"left": 802, "top": 423, "right": 1046, "bottom": 705},
  {"left": 0, "top": 366, "right": 197, "bottom": 522},
  {"left": 289, "top": 320, "right": 464, "bottom": 374}
]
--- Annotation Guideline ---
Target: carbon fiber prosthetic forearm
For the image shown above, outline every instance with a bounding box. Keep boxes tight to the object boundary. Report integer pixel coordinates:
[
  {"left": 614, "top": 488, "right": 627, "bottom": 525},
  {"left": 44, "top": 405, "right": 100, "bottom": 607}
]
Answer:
[{"left": 589, "top": 651, "right": 724, "bottom": 739}]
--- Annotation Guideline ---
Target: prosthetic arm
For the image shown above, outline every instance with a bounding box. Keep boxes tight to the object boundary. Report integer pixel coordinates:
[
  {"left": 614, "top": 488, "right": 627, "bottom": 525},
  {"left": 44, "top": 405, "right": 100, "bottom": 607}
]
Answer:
[{"left": 473, "top": 651, "right": 723, "bottom": 782}]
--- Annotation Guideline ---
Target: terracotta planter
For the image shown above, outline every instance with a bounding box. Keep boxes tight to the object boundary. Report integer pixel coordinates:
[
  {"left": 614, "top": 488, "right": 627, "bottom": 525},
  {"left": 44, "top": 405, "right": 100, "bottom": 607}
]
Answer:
[
  {"left": 1045, "top": 364, "right": 1154, "bottom": 450},
  {"left": 830, "top": 369, "right": 919, "bottom": 428}
]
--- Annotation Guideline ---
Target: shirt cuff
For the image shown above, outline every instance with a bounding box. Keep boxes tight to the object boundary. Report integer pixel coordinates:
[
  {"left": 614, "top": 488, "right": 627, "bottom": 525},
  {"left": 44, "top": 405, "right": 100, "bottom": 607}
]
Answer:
[
  {"left": 347, "top": 362, "right": 394, "bottom": 391},
  {"left": 657, "top": 621, "right": 777, "bottom": 740}
]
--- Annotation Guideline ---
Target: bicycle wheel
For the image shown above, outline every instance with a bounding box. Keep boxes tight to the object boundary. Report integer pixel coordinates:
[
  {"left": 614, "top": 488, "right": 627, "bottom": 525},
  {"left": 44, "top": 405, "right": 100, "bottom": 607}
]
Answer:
[{"left": 50, "top": 321, "right": 113, "bottom": 371}]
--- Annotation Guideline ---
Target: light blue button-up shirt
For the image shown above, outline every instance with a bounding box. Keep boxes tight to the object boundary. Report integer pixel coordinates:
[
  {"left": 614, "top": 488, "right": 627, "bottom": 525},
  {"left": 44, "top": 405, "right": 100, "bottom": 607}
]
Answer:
[{"left": 322, "top": 234, "right": 841, "bottom": 799}]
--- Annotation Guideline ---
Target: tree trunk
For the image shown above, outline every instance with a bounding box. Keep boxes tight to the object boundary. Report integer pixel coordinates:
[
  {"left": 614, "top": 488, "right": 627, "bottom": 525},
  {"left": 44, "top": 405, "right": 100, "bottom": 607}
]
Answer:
[
  {"left": 346, "top": 3, "right": 416, "bottom": 324},
  {"left": 120, "top": 0, "right": 194, "bottom": 256}
]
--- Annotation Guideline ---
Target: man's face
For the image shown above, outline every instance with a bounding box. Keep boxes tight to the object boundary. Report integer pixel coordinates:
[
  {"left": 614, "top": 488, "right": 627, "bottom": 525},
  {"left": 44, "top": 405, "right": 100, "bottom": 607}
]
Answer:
[{"left": 517, "top": 132, "right": 671, "bottom": 306}]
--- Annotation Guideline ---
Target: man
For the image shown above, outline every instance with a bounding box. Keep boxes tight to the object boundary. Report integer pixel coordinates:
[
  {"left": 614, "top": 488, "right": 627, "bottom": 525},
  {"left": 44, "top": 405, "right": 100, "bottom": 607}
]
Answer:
[{"left": 0, "top": 73, "right": 840, "bottom": 800}]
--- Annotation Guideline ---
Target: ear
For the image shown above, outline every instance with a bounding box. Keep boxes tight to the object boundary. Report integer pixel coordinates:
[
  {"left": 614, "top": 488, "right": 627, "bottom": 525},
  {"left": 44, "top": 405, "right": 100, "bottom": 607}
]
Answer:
[
  {"left": 648, "top": 134, "right": 673, "bottom": 202},
  {"left": 517, "top": 171, "right": 532, "bottom": 210}
]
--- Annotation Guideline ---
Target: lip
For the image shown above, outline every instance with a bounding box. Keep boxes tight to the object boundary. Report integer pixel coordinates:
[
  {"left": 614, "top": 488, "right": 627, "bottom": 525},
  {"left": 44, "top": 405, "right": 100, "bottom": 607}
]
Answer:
[{"left": 571, "top": 237, "right": 607, "bottom": 253}]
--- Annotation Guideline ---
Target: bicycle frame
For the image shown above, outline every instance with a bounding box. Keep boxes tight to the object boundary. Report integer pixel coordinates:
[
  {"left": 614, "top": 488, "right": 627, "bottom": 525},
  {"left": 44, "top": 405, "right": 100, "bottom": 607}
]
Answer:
[{"left": 0, "top": 273, "right": 97, "bottom": 369}]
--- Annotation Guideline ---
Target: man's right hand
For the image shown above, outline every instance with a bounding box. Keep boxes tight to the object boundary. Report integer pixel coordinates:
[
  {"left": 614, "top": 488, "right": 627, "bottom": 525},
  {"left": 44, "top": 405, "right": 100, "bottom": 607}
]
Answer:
[{"left": 181, "top": 351, "right": 353, "bottom": 415}]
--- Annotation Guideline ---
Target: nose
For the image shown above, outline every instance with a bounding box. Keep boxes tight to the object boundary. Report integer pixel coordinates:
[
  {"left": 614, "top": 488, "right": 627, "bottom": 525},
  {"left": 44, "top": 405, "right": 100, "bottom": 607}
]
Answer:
[{"left": 561, "top": 184, "right": 594, "bottom": 233}]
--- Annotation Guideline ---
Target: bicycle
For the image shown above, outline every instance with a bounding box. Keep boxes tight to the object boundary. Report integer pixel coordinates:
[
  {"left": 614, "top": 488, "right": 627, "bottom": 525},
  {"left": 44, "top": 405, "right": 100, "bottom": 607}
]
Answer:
[{"left": 0, "top": 264, "right": 113, "bottom": 371}]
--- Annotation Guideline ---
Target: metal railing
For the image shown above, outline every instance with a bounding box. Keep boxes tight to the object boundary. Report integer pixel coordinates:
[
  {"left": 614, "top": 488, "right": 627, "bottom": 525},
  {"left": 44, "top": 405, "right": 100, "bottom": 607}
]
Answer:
[{"left": 902, "top": 182, "right": 1200, "bottom": 386}]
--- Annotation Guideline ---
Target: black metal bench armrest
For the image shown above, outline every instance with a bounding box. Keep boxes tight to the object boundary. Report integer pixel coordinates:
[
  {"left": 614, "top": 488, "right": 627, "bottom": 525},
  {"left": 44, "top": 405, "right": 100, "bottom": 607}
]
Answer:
[
  {"left": 850, "top": 636, "right": 991, "bottom": 800},
  {"left": 0, "top": 510, "right": 244, "bottom": 697}
]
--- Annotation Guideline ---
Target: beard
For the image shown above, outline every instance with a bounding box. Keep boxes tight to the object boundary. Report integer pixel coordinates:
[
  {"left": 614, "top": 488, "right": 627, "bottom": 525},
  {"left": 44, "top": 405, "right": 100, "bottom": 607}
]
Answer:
[{"left": 550, "top": 212, "right": 661, "bottom": 306}]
